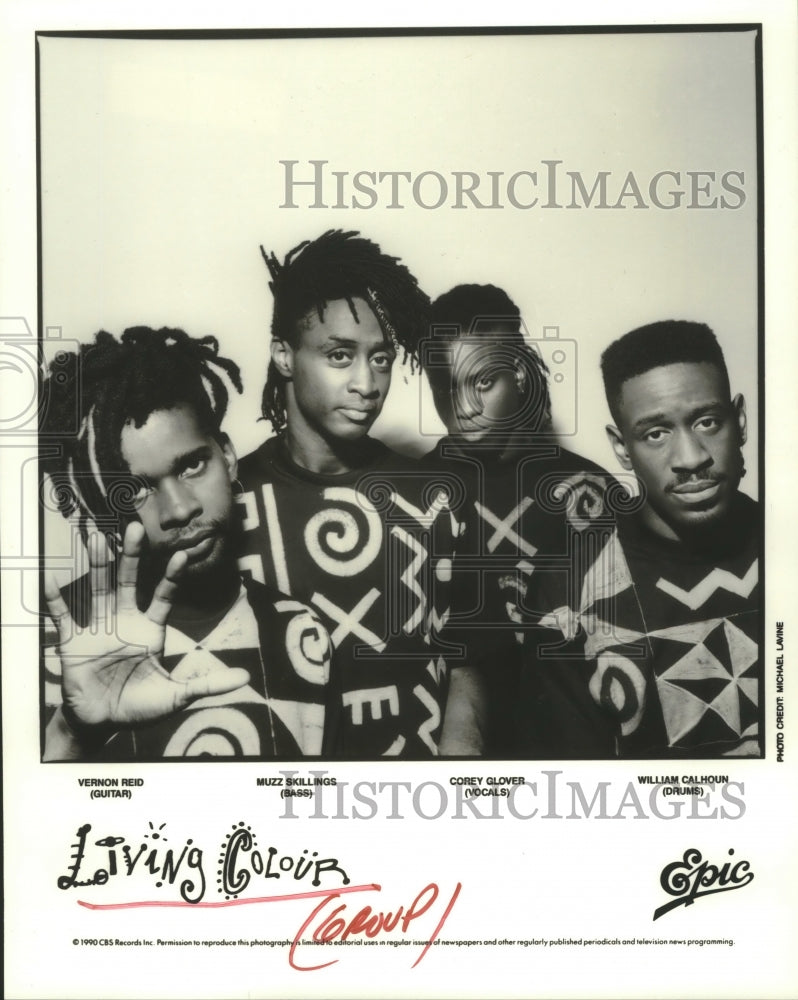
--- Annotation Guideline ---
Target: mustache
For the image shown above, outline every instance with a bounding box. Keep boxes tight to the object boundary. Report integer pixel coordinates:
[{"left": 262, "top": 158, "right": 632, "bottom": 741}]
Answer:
[
  {"left": 666, "top": 471, "right": 725, "bottom": 491},
  {"left": 150, "top": 517, "right": 230, "bottom": 554}
]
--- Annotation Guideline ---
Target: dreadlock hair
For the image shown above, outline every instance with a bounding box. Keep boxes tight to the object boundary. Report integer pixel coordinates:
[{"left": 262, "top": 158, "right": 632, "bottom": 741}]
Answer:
[
  {"left": 427, "top": 283, "right": 552, "bottom": 432},
  {"left": 259, "top": 229, "right": 430, "bottom": 433},
  {"left": 41, "top": 326, "right": 242, "bottom": 546},
  {"left": 601, "top": 320, "right": 730, "bottom": 424}
]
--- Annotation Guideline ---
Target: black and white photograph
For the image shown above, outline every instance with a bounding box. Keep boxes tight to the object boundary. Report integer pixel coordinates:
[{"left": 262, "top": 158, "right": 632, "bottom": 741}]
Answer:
[
  {"left": 37, "top": 27, "right": 762, "bottom": 764},
  {"left": 2, "top": 3, "right": 796, "bottom": 998}
]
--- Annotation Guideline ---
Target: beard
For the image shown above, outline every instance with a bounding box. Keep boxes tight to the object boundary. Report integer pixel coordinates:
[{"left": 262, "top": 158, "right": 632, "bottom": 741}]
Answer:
[{"left": 136, "top": 515, "right": 242, "bottom": 602}]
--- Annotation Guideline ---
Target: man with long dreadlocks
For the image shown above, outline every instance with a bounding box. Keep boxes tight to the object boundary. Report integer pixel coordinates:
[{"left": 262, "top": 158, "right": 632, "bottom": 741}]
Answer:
[
  {"left": 41, "top": 327, "right": 332, "bottom": 761},
  {"left": 237, "top": 230, "right": 463, "bottom": 758},
  {"left": 420, "top": 284, "right": 616, "bottom": 756}
]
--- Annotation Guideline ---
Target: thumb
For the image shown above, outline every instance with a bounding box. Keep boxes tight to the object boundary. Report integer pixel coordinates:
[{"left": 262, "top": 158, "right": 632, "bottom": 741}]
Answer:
[{"left": 180, "top": 667, "right": 251, "bottom": 706}]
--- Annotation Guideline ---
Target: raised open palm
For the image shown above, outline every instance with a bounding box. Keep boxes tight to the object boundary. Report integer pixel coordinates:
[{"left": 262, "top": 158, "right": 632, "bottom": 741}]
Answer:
[{"left": 44, "top": 522, "right": 249, "bottom": 730}]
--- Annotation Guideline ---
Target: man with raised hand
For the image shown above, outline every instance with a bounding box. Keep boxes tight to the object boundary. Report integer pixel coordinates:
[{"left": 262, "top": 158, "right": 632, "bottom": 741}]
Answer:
[
  {"left": 42, "top": 327, "right": 332, "bottom": 761},
  {"left": 44, "top": 523, "right": 249, "bottom": 744}
]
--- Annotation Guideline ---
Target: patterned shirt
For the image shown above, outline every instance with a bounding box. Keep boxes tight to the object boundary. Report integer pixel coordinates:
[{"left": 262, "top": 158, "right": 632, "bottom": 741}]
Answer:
[
  {"left": 43, "top": 576, "right": 331, "bottom": 760},
  {"left": 515, "top": 493, "right": 761, "bottom": 758},
  {"left": 237, "top": 436, "right": 457, "bottom": 758},
  {"left": 421, "top": 438, "right": 618, "bottom": 754}
]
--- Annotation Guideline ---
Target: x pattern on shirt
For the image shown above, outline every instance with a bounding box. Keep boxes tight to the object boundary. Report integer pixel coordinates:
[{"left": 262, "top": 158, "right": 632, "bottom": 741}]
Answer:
[{"left": 237, "top": 441, "right": 457, "bottom": 757}]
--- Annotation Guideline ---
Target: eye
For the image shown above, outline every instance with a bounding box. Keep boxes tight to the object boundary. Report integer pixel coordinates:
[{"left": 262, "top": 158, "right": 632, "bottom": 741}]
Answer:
[
  {"left": 180, "top": 458, "right": 207, "bottom": 479},
  {"left": 695, "top": 416, "right": 722, "bottom": 433},
  {"left": 134, "top": 484, "right": 154, "bottom": 503},
  {"left": 327, "top": 349, "right": 352, "bottom": 366},
  {"left": 475, "top": 376, "right": 494, "bottom": 392},
  {"left": 371, "top": 353, "right": 394, "bottom": 373},
  {"left": 643, "top": 428, "right": 669, "bottom": 444}
]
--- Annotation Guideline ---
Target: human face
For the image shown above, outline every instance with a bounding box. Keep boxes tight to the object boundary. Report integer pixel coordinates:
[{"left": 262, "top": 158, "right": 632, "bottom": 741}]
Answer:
[
  {"left": 607, "top": 362, "right": 746, "bottom": 541},
  {"left": 120, "top": 404, "right": 237, "bottom": 576},
  {"left": 430, "top": 337, "right": 527, "bottom": 451},
  {"left": 275, "top": 297, "right": 395, "bottom": 453}
]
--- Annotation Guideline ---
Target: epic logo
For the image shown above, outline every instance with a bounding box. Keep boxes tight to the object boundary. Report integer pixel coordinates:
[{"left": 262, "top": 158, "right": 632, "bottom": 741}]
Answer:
[{"left": 653, "top": 848, "right": 754, "bottom": 920}]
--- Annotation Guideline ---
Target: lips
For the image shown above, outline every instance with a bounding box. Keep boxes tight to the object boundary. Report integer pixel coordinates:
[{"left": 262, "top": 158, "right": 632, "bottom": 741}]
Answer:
[
  {"left": 669, "top": 480, "right": 722, "bottom": 504},
  {"left": 172, "top": 531, "right": 218, "bottom": 562},
  {"left": 339, "top": 407, "right": 377, "bottom": 423},
  {"left": 174, "top": 530, "right": 214, "bottom": 550}
]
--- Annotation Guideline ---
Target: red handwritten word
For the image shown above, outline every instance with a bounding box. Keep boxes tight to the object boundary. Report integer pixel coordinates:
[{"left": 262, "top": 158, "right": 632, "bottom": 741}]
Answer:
[
  {"left": 76, "top": 880, "right": 461, "bottom": 970},
  {"left": 290, "top": 881, "right": 462, "bottom": 972}
]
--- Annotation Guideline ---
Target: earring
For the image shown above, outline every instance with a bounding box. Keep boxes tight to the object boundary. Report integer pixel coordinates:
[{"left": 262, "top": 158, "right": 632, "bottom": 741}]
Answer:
[{"left": 515, "top": 367, "right": 527, "bottom": 394}]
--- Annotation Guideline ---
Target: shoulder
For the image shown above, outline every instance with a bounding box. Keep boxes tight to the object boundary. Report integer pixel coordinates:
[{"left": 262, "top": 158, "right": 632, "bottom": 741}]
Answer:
[
  {"left": 540, "top": 443, "right": 612, "bottom": 479},
  {"left": 238, "top": 436, "right": 281, "bottom": 483},
  {"left": 735, "top": 491, "right": 759, "bottom": 518},
  {"left": 529, "top": 445, "right": 621, "bottom": 529},
  {"left": 353, "top": 441, "right": 457, "bottom": 501},
  {"left": 728, "top": 491, "right": 760, "bottom": 555},
  {"left": 417, "top": 438, "right": 448, "bottom": 467}
]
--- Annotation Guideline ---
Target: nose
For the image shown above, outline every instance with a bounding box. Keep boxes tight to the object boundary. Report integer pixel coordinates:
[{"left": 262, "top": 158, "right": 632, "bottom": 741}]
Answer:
[
  {"left": 157, "top": 479, "right": 202, "bottom": 530},
  {"left": 347, "top": 358, "right": 380, "bottom": 399},
  {"left": 671, "top": 428, "right": 712, "bottom": 473}
]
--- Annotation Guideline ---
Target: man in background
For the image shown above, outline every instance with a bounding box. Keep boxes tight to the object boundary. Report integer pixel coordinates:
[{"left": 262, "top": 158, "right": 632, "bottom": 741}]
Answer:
[{"left": 422, "top": 283, "right": 615, "bottom": 755}]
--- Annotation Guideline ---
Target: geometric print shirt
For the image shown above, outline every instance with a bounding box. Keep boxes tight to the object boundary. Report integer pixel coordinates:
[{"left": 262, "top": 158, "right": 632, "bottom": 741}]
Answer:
[
  {"left": 43, "top": 576, "right": 330, "bottom": 760},
  {"left": 516, "top": 492, "right": 761, "bottom": 758},
  {"left": 237, "top": 436, "right": 458, "bottom": 759},
  {"left": 421, "top": 437, "right": 619, "bottom": 755}
]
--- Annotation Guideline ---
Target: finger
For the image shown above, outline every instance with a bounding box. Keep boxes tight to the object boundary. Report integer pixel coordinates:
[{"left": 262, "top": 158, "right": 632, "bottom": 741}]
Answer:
[
  {"left": 182, "top": 667, "right": 250, "bottom": 706},
  {"left": 146, "top": 549, "right": 187, "bottom": 627},
  {"left": 43, "top": 571, "right": 74, "bottom": 638},
  {"left": 117, "top": 522, "right": 146, "bottom": 613},
  {"left": 88, "top": 533, "right": 114, "bottom": 625}
]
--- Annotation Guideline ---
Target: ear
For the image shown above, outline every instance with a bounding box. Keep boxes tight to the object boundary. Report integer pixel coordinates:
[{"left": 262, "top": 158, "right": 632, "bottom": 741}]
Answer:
[
  {"left": 732, "top": 393, "right": 747, "bottom": 445},
  {"left": 270, "top": 338, "right": 294, "bottom": 379},
  {"left": 514, "top": 360, "right": 529, "bottom": 397},
  {"left": 606, "top": 423, "right": 633, "bottom": 471},
  {"left": 219, "top": 433, "right": 238, "bottom": 480}
]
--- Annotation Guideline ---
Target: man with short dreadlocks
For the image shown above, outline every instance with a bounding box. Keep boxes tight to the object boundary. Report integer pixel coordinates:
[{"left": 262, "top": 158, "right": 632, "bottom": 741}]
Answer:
[
  {"left": 237, "top": 230, "right": 462, "bottom": 758},
  {"left": 41, "top": 327, "right": 332, "bottom": 761}
]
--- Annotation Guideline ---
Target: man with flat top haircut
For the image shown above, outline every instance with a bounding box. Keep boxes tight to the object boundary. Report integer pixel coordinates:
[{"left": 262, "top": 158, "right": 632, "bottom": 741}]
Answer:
[
  {"left": 515, "top": 320, "right": 759, "bottom": 758},
  {"left": 238, "top": 230, "right": 460, "bottom": 758},
  {"left": 41, "top": 327, "right": 332, "bottom": 761}
]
